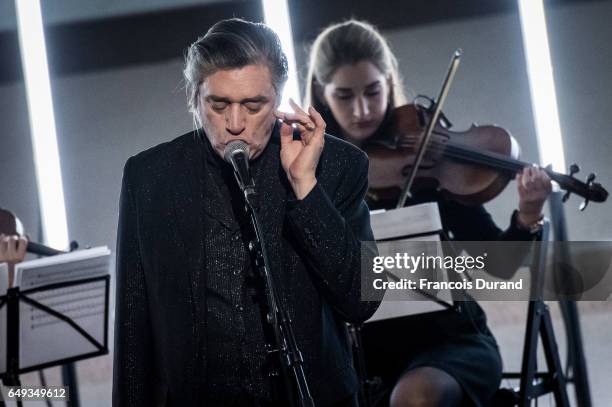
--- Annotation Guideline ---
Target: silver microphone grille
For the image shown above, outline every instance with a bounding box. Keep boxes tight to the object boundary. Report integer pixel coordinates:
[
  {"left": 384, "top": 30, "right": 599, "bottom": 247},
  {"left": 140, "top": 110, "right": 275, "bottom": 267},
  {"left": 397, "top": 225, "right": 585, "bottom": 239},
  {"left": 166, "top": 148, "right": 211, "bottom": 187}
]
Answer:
[{"left": 223, "top": 140, "right": 250, "bottom": 163}]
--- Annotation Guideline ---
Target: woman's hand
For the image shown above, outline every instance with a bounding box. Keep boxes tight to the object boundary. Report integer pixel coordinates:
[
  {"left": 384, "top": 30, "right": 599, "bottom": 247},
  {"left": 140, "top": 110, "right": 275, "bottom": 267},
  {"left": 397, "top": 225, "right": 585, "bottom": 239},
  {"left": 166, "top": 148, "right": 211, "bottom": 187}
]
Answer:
[
  {"left": 275, "top": 99, "right": 326, "bottom": 200},
  {"left": 1, "top": 233, "right": 27, "bottom": 288},
  {"left": 516, "top": 166, "right": 553, "bottom": 226},
  {"left": 0, "top": 233, "right": 28, "bottom": 264}
]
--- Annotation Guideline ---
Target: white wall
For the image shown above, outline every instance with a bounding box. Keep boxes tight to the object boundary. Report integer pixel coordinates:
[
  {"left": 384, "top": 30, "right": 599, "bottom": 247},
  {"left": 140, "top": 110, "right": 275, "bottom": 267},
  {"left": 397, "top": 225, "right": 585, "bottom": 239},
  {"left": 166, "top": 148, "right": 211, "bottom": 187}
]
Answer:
[{"left": 0, "top": 60, "right": 192, "bottom": 254}]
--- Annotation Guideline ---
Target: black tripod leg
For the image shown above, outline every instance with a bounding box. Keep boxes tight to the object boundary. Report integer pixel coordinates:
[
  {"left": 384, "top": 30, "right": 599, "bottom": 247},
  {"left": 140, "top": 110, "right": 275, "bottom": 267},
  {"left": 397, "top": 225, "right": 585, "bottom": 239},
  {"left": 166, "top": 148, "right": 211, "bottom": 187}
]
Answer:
[
  {"left": 62, "top": 363, "right": 80, "bottom": 407},
  {"left": 559, "top": 300, "right": 592, "bottom": 407},
  {"left": 540, "top": 305, "right": 571, "bottom": 407},
  {"left": 1, "top": 377, "right": 23, "bottom": 407},
  {"left": 348, "top": 324, "right": 370, "bottom": 407},
  {"left": 519, "top": 300, "right": 541, "bottom": 406},
  {"left": 549, "top": 191, "right": 592, "bottom": 406}
]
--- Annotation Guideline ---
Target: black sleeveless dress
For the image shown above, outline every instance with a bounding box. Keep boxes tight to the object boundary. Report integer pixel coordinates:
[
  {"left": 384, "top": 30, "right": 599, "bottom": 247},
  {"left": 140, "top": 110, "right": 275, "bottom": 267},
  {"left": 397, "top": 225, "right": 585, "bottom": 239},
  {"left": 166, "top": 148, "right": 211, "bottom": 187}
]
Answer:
[{"left": 361, "top": 189, "right": 534, "bottom": 407}]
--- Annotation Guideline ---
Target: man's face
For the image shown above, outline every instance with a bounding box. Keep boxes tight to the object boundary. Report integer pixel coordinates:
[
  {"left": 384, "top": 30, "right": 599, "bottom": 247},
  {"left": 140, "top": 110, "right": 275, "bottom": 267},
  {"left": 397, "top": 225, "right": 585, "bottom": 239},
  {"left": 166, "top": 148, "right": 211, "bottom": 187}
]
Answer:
[{"left": 198, "top": 64, "right": 279, "bottom": 160}]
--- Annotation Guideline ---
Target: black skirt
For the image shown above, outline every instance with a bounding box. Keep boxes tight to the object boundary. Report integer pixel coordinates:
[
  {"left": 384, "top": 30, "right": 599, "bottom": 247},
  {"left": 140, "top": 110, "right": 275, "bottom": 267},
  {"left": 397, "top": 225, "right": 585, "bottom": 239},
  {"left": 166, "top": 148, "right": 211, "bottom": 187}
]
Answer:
[{"left": 358, "top": 302, "right": 502, "bottom": 407}]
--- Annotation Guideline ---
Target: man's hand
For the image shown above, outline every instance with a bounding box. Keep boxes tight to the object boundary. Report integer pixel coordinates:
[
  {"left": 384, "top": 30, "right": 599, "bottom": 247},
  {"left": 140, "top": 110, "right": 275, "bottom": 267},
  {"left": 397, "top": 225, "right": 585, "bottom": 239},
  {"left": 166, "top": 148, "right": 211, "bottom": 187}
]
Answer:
[
  {"left": 516, "top": 166, "right": 553, "bottom": 226},
  {"left": 275, "top": 99, "right": 326, "bottom": 200}
]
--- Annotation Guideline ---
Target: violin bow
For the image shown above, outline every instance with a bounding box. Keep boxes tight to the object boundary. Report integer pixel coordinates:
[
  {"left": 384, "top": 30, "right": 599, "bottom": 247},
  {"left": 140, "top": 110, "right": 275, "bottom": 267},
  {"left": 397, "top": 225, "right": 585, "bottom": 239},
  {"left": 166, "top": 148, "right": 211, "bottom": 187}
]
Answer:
[{"left": 396, "top": 49, "right": 463, "bottom": 208}]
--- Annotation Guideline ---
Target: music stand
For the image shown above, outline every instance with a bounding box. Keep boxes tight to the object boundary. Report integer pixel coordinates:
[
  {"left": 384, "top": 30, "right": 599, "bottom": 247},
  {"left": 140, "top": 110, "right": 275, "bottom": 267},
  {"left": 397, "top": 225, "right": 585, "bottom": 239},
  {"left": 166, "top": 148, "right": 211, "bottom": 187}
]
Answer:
[
  {"left": 497, "top": 220, "right": 571, "bottom": 406},
  {"left": 0, "top": 254, "right": 110, "bottom": 407},
  {"left": 350, "top": 203, "right": 457, "bottom": 407}
]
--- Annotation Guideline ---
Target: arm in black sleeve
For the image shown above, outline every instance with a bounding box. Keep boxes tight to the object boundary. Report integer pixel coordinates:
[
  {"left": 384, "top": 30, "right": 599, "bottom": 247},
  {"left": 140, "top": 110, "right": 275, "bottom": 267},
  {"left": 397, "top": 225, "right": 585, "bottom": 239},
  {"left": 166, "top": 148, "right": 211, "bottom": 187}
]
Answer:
[
  {"left": 440, "top": 200, "right": 538, "bottom": 279},
  {"left": 112, "top": 158, "right": 154, "bottom": 407},
  {"left": 285, "top": 152, "right": 381, "bottom": 323}
]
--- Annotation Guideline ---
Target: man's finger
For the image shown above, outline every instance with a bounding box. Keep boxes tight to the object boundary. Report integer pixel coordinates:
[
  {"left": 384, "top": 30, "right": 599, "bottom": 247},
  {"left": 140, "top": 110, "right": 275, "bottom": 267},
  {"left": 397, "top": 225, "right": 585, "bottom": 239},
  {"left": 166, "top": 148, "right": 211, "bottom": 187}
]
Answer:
[
  {"left": 309, "top": 106, "right": 326, "bottom": 133},
  {"left": 278, "top": 119, "right": 294, "bottom": 147},
  {"left": 289, "top": 98, "right": 309, "bottom": 116},
  {"left": 295, "top": 124, "right": 313, "bottom": 142},
  {"left": 280, "top": 112, "right": 315, "bottom": 131},
  {"left": 276, "top": 109, "right": 311, "bottom": 127}
]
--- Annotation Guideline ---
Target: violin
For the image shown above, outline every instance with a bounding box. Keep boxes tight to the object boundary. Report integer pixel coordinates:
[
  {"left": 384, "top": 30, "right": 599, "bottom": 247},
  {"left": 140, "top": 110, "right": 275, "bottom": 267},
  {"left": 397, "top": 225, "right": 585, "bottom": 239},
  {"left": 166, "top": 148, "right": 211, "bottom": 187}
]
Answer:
[
  {"left": 365, "top": 102, "right": 608, "bottom": 210},
  {"left": 0, "top": 208, "right": 65, "bottom": 256}
]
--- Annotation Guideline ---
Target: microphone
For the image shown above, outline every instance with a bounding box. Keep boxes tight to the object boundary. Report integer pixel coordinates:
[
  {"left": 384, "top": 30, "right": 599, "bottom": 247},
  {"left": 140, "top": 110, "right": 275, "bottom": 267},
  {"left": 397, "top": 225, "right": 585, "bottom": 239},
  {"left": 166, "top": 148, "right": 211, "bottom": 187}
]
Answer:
[{"left": 223, "top": 140, "right": 255, "bottom": 196}]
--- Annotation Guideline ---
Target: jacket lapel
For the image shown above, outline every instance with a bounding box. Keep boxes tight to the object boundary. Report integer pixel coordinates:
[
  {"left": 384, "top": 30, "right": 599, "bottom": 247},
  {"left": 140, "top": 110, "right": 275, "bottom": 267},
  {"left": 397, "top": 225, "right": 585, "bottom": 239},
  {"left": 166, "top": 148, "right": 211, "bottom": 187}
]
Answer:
[
  {"left": 202, "top": 171, "right": 238, "bottom": 232},
  {"left": 172, "top": 132, "right": 205, "bottom": 284},
  {"left": 172, "top": 131, "right": 236, "bottom": 270},
  {"left": 170, "top": 132, "right": 207, "bottom": 399}
]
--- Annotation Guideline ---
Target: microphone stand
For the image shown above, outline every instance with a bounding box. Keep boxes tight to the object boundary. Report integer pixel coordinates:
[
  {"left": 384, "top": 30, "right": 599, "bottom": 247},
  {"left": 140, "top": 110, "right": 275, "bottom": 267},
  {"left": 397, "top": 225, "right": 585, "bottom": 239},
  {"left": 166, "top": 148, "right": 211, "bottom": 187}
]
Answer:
[{"left": 240, "top": 187, "right": 315, "bottom": 407}]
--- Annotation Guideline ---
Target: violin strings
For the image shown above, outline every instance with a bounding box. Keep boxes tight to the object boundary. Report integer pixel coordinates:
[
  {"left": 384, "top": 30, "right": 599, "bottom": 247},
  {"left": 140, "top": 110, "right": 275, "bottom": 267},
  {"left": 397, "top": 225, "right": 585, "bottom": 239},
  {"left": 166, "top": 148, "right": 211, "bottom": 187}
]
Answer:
[
  {"left": 444, "top": 142, "right": 527, "bottom": 172},
  {"left": 403, "top": 134, "right": 529, "bottom": 173},
  {"left": 397, "top": 133, "right": 588, "bottom": 195}
]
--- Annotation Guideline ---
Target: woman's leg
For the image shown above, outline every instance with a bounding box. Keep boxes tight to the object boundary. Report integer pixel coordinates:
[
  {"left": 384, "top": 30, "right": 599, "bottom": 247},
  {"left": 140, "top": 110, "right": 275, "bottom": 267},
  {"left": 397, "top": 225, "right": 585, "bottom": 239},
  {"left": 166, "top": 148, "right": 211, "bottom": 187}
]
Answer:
[{"left": 389, "top": 367, "right": 463, "bottom": 407}]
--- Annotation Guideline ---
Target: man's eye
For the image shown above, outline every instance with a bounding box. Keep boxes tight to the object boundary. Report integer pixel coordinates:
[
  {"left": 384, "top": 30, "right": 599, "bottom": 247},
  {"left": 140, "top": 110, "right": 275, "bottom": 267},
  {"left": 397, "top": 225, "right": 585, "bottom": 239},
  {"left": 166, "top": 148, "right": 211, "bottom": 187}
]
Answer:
[
  {"left": 365, "top": 90, "right": 381, "bottom": 97},
  {"left": 244, "top": 102, "right": 263, "bottom": 112},
  {"left": 211, "top": 103, "right": 228, "bottom": 111}
]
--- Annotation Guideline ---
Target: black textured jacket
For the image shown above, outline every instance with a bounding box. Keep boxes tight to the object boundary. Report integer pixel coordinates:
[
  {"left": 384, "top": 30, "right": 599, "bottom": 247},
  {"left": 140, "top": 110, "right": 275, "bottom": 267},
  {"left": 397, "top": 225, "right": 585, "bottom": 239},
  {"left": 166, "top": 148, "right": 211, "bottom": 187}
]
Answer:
[{"left": 112, "top": 126, "right": 379, "bottom": 407}]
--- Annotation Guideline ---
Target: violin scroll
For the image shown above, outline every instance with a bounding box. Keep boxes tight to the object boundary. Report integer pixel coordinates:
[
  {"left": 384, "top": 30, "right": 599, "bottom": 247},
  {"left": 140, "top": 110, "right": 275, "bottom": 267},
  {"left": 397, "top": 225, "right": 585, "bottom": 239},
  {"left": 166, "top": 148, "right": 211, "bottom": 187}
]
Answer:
[{"left": 545, "top": 164, "right": 608, "bottom": 211}]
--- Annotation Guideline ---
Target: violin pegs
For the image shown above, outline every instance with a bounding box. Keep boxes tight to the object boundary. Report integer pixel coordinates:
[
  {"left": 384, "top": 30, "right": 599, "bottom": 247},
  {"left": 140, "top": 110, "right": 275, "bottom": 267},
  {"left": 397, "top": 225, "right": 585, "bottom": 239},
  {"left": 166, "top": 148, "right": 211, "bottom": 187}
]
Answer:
[
  {"left": 586, "top": 172, "right": 596, "bottom": 183},
  {"left": 69, "top": 240, "right": 79, "bottom": 251},
  {"left": 569, "top": 163, "right": 580, "bottom": 177},
  {"left": 562, "top": 190, "right": 572, "bottom": 203},
  {"left": 578, "top": 174, "right": 596, "bottom": 210}
]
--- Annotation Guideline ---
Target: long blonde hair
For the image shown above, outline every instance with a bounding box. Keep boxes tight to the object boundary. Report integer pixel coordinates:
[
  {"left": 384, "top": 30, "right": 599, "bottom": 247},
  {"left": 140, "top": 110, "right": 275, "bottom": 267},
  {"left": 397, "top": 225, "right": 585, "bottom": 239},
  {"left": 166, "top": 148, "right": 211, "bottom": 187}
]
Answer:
[{"left": 304, "top": 20, "right": 406, "bottom": 137}]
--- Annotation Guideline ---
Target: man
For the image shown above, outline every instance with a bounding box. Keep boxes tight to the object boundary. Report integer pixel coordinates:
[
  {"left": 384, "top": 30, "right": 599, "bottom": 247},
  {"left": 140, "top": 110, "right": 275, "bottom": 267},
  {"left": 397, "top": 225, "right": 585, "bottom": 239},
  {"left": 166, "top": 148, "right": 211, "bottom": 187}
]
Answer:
[{"left": 113, "top": 18, "right": 379, "bottom": 407}]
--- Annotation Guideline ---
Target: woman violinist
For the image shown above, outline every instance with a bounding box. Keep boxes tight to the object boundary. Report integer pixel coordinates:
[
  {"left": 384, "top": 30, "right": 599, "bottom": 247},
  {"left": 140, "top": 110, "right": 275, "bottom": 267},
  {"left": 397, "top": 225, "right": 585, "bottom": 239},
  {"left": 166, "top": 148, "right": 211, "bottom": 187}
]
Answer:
[{"left": 305, "top": 20, "right": 552, "bottom": 407}]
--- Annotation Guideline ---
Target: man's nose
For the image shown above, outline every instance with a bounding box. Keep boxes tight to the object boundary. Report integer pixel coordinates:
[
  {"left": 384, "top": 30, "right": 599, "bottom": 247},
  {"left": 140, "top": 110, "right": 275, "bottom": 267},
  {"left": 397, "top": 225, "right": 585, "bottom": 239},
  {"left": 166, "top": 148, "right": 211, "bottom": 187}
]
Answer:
[
  {"left": 226, "top": 104, "right": 246, "bottom": 136},
  {"left": 352, "top": 96, "right": 370, "bottom": 119}
]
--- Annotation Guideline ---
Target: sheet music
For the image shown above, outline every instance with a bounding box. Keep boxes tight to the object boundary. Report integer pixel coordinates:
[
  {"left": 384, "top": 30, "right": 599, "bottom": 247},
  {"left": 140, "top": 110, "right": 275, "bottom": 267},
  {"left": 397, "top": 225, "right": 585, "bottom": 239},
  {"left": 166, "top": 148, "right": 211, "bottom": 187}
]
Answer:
[
  {"left": 367, "top": 203, "right": 450, "bottom": 322},
  {"left": 367, "top": 234, "right": 450, "bottom": 322},
  {"left": 13, "top": 247, "right": 110, "bottom": 370},
  {"left": 370, "top": 202, "right": 443, "bottom": 240}
]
